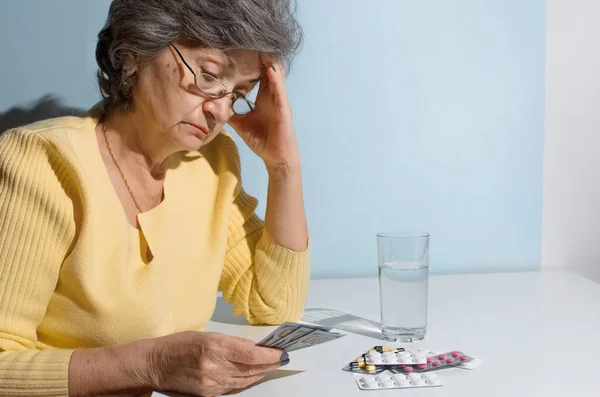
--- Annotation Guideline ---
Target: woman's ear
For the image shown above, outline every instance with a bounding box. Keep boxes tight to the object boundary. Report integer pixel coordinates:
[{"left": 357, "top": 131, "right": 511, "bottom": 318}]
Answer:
[{"left": 122, "top": 54, "right": 138, "bottom": 78}]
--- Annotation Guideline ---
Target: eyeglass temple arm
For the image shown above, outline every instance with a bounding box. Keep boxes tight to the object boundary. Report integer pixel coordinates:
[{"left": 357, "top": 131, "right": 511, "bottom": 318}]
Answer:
[{"left": 171, "top": 45, "right": 197, "bottom": 79}]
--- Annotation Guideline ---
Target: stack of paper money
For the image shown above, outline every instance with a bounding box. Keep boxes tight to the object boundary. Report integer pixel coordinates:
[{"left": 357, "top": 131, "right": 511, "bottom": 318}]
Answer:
[{"left": 256, "top": 322, "right": 344, "bottom": 352}]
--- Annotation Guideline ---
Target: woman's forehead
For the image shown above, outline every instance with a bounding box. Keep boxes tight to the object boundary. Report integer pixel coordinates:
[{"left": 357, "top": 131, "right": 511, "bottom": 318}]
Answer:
[{"left": 193, "top": 46, "right": 262, "bottom": 73}]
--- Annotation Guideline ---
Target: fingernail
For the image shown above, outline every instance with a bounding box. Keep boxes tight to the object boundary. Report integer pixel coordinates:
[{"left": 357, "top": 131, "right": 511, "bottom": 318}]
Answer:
[
  {"left": 271, "top": 65, "right": 277, "bottom": 72},
  {"left": 280, "top": 358, "right": 290, "bottom": 367},
  {"left": 280, "top": 351, "right": 289, "bottom": 363}
]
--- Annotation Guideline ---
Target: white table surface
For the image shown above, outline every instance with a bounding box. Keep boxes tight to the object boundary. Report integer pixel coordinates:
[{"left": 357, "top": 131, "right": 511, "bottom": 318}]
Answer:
[{"left": 156, "top": 270, "right": 600, "bottom": 396}]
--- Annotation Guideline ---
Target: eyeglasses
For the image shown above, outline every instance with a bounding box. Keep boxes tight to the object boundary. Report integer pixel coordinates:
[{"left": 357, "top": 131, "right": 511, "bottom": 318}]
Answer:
[{"left": 171, "top": 45, "right": 256, "bottom": 115}]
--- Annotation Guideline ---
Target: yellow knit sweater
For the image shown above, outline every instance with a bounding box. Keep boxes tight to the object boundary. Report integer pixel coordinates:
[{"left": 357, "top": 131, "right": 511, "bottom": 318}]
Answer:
[{"left": 0, "top": 106, "right": 310, "bottom": 396}]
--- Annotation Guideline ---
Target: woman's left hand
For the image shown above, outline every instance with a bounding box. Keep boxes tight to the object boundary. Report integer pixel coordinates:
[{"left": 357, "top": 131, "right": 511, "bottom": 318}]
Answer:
[{"left": 228, "top": 55, "right": 300, "bottom": 171}]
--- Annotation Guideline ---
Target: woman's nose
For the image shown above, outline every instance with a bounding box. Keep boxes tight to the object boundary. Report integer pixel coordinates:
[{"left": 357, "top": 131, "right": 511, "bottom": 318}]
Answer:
[{"left": 202, "top": 95, "right": 233, "bottom": 124}]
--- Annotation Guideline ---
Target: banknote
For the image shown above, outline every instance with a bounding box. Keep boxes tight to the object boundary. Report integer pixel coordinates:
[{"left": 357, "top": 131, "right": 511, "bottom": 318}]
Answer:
[
  {"left": 256, "top": 322, "right": 337, "bottom": 351},
  {"left": 283, "top": 329, "right": 345, "bottom": 352}
]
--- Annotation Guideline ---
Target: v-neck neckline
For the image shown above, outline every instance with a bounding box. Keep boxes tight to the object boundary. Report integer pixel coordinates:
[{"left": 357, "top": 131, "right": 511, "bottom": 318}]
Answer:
[{"left": 84, "top": 104, "right": 173, "bottom": 258}]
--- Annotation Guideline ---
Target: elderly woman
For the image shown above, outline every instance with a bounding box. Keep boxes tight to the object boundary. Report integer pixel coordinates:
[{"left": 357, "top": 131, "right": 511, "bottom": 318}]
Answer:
[{"left": 0, "top": 0, "right": 309, "bottom": 396}]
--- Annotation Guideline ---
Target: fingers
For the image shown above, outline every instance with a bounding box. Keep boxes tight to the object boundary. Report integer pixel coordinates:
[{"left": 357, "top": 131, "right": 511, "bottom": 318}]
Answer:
[
  {"left": 226, "top": 335, "right": 259, "bottom": 345},
  {"left": 260, "top": 54, "right": 288, "bottom": 105},
  {"left": 207, "top": 332, "right": 261, "bottom": 348},
  {"left": 224, "top": 339, "right": 284, "bottom": 365},
  {"left": 266, "top": 62, "right": 286, "bottom": 93},
  {"left": 230, "top": 360, "right": 282, "bottom": 377},
  {"left": 260, "top": 53, "right": 284, "bottom": 75},
  {"left": 214, "top": 338, "right": 284, "bottom": 375},
  {"left": 228, "top": 373, "right": 266, "bottom": 390}
]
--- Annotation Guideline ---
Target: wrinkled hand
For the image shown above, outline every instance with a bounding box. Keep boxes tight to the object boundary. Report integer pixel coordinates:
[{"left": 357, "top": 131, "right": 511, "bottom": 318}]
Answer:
[
  {"left": 228, "top": 56, "right": 300, "bottom": 171},
  {"left": 149, "top": 331, "right": 286, "bottom": 397}
]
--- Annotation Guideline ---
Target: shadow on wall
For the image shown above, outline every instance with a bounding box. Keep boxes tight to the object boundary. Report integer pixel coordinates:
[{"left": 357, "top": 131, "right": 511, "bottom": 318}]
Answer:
[{"left": 0, "top": 95, "right": 85, "bottom": 134}]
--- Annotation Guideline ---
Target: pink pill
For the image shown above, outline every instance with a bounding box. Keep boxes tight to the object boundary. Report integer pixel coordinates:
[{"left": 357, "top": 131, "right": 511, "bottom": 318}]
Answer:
[
  {"left": 438, "top": 354, "right": 447, "bottom": 360},
  {"left": 417, "top": 364, "right": 428, "bottom": 369},
  {"left": 432, "top": 361, "right": 441, "bottom": 367},
  {"left": 403, "top": 366, "right": 414, "bottom": 373},
  {"left": 426, "top": 357, "right": 433, "bottom": 363},
  {"left": 460, "top": 355, "right": 469, "bottom": 361},
  {"left": 452, "top": 351, "right": 461, "bottom": 357},
  {"left": 446, "top": 358, "right": 455, "bottom": 364}
]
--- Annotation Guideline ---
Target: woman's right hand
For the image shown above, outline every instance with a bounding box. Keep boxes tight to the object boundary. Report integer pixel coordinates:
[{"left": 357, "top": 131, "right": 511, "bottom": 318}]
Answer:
[{"left": 147, "top": 331, "right": 288, "bottom": 396}]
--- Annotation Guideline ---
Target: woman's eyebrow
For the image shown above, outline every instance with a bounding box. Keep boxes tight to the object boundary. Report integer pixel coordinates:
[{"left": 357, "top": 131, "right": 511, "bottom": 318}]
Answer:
[
  {"left": 223, "top": 52, "right": 264, "bottom": 83},
  {"left": 204, "top": 55, "right": 225, "bottom": 67},
  {"left": 205, "top": 53, "right": 262, "bottom": 84}
]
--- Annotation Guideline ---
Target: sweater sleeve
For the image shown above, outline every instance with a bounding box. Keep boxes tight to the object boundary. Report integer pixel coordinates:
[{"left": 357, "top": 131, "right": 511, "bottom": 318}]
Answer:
[
  {"left": 0, "top": 130, "right": 77, "bottom": 397},
  {"left": 218, "top": 187, "right": 310, "bottom": 325}
]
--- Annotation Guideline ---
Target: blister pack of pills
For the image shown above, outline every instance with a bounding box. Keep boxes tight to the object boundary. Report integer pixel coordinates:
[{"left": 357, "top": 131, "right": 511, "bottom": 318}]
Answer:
[
  {"left": 344, "top": 345, "right": 482, "bottom": 387},
  {"left": 342, "top": 361, "right": 386, "bottom": 375},
  {"left": 342, "top": 346, "right": 404, "bottom": 374},
  {"left": 365, "top": 350, "right": 429, "bottom": 365},
  {"left": 354, "top": 370, "right": 443, "bottom": 390},
  {"left": 387, "top": 349, "right": 483, "bottom": 373}
]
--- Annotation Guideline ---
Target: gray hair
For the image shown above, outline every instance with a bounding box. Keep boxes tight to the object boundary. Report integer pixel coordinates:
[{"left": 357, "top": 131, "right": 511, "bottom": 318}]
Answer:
[{"left": 96, "top": 0, "right": 303, "bottom": 113}]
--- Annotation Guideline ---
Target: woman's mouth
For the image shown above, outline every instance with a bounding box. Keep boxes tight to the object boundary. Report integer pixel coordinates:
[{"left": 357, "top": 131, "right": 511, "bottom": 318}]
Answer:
[{"left": 186, "top": 122, "right": 209, "bottom": 137}]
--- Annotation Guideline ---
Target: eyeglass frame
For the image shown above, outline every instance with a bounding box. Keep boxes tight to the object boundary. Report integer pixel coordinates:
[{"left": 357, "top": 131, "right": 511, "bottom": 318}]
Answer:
[{"left": 171, "top": 44, "right": 256, "bottom": 115}]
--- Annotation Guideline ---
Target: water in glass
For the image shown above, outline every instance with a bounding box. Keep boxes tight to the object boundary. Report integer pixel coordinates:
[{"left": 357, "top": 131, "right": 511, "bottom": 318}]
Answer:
[{"left": 379, "top": 260, "right": 429, "bottom": 342}]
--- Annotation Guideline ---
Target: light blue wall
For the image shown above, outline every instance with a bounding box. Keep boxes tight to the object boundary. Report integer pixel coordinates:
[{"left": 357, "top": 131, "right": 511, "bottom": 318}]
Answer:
[
  {"left": 0, "top": 0, "right": 111, "bottom": 111},
  {"left": 258, "top": 0, "right": 546, "bottom": 277},
  {"left": 0, "top": 1, "right": 546, "bottom": 278}
]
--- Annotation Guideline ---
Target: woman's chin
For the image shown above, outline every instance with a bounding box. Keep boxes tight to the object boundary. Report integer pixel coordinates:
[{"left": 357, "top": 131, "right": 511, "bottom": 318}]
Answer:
[{"left": 177, "top": 134, "right": 208, "bottom": 152}]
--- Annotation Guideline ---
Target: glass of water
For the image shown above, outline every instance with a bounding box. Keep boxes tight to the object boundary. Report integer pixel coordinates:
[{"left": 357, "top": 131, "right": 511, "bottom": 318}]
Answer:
[{"left": 377, "top": 231, "right": 430, "bottom": 342}]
